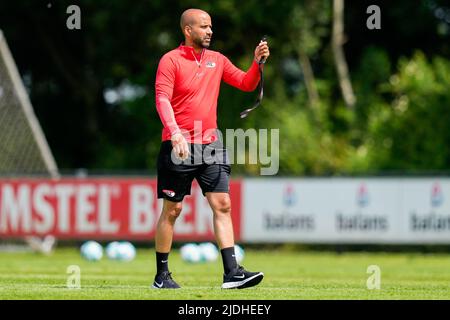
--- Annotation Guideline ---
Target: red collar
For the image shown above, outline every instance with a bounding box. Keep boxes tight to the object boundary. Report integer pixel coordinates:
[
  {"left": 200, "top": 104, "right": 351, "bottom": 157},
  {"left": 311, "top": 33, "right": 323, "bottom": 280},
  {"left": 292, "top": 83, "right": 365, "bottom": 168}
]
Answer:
[{"left": 178, "top": 43, "right": 205, "bottom": 60}]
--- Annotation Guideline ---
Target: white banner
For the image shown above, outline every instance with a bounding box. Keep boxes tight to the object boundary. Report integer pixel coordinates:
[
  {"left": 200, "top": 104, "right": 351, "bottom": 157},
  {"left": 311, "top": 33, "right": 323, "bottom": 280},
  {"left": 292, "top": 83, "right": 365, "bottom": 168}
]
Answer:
[{"left": 242, "top": 178, "right": 450, "bottom": 244}]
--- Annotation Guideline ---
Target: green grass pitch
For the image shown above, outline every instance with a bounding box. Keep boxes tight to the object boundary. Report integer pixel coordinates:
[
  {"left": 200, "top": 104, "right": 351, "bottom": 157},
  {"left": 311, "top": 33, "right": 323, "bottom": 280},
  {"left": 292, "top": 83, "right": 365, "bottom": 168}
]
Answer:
[{"left": 1, "top": 247, "right": 450, "bottom": 299}]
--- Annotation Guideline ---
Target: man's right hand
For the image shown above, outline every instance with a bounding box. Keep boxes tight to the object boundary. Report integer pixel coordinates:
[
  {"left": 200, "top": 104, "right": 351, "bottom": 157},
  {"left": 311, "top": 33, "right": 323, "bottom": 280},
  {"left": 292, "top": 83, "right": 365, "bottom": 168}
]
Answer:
[{"left": 171, "top": 132, "right": 190, "bottom": 161}]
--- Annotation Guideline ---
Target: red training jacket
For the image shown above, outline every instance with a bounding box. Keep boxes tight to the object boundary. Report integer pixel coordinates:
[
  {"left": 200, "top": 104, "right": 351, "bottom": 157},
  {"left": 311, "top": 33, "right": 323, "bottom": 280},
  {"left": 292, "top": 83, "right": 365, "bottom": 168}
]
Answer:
[{"left": 155, "top": 44, "right": 261, "bottom": 144}]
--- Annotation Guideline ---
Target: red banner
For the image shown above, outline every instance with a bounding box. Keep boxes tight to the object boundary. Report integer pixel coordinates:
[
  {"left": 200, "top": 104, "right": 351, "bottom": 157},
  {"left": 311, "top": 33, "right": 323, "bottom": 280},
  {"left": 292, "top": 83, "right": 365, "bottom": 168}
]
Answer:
[{"left": 0, "top": 178, "right": 242, "bottom": 241}]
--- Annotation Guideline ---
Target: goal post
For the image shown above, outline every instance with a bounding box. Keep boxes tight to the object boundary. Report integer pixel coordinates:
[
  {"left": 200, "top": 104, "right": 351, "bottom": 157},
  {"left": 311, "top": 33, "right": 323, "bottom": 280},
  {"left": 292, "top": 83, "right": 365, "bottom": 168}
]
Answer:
[
  {"left": 0, "top": 29, "right": 59, "bottom": 178},
  {"left": 0, "top": 29, "right": 59, "bottom": 253}
]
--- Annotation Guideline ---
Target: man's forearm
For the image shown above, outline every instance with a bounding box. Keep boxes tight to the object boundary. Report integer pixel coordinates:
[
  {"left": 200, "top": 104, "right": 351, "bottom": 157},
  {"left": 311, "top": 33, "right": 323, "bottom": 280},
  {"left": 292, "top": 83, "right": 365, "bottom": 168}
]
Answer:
[
  {"left": 240, "top": 60, "right": 261, "bottom": 91},
  {"left": 155, "top": 94, "right": 180, "bottom": 136},
  {"left": 223, "top": 58, "right": 261, "bottom": 92}
]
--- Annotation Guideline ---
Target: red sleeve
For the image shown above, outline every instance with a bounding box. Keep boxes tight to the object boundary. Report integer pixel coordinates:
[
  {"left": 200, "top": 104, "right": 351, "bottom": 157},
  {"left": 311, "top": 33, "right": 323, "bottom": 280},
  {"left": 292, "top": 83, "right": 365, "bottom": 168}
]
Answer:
[
  {"left": 222, "top": 55, "right": 261, "bottom": 92},
  {"left": 155, "top": 55, "right": 180, "bottom": 136}
]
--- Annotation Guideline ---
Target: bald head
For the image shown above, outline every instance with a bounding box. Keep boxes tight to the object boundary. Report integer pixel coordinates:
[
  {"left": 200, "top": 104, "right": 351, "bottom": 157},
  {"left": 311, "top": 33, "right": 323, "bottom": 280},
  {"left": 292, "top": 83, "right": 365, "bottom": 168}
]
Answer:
[
  {"left": 179, "top": 8, "right": 213, "bottom": 51},
  {"left": 180, "top": 9, "right": 210, "bottom": 32}
]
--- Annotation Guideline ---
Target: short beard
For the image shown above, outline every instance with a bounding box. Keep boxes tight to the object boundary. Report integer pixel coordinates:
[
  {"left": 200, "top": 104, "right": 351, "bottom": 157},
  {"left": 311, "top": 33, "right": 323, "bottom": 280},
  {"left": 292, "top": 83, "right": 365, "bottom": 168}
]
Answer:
[{"left": 193, "top": 37, "right": 210, "bottom": 48}]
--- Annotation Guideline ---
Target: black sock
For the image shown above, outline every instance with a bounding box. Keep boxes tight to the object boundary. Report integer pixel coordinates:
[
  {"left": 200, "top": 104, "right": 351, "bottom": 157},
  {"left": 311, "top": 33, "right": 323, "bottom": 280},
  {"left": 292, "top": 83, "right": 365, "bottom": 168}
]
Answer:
[
  {"left": 156, "top": 252, "right": 169, "bottom": 274},
  {"left": 221, "top": 247, "right": 238, "bottom": 274}
]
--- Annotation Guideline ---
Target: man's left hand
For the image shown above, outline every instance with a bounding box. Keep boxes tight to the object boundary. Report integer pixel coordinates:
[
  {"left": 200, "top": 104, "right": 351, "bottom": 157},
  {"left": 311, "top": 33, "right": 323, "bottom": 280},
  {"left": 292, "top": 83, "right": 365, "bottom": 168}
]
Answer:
[{"left": 254, "top": 40, "right": 270, "bottom": 63}]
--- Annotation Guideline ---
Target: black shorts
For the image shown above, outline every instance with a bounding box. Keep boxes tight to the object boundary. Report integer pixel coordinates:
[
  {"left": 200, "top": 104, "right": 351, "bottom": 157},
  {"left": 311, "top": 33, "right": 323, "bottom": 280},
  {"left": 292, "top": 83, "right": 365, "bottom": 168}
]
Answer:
[{"left": 157, "top": 140, "right": 231, "bottom": 202}]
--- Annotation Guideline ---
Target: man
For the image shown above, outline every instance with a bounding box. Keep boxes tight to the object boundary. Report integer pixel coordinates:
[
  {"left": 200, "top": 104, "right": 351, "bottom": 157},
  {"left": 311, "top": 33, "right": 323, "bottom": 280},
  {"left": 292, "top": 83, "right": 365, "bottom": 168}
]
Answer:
[{"left": 153, "top": 8, "right": 270, "bottom": 289}]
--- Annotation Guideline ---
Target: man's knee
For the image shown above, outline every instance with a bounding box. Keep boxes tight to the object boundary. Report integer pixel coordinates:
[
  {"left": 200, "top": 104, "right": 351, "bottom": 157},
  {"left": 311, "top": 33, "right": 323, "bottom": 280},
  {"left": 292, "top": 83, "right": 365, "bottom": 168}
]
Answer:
[
  {"left": 210, "top": 194, "right": 231, "bottom": 215},
  {"left": 163, "top": 201, "right": 183, "bottom": 220}
]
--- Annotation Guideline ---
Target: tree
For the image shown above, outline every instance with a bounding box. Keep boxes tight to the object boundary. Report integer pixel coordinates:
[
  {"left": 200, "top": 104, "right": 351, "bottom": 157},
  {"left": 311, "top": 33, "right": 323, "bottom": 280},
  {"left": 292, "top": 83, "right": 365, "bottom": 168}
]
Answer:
[{"left": 332, "top": 0, "right": 356, "bottom": 109}]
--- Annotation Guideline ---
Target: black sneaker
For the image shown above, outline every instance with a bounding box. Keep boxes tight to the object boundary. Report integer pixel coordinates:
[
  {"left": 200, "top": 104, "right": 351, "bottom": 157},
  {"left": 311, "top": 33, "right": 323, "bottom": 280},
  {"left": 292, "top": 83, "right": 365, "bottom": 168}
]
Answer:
[
  {"left": 152, "top": 271, "right": 181, "bottom": 289},
  {"left": 222, "top": 265, "right": 264, "bottom": 289}
]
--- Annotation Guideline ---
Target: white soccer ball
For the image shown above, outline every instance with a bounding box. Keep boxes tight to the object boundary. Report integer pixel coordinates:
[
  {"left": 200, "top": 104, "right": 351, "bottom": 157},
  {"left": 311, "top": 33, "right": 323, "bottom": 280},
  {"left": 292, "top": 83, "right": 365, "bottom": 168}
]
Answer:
[
  {"left": 234, "top": 244, "right": 245, "bottom": 263},
  {"left": 105, "top": 241, "right": 120, "bottom": 260},
  {"left": 115, "top": 241, "right": 136, "bottom": 261},
  {"left": 180, "top": 243, "right": 202, "bottom": 263},
  {"left": 198, "top": 242, "right": 219, "bottom": 262},
  {"left": 80, "top": 241, "right": 103, "bottom": 261}
]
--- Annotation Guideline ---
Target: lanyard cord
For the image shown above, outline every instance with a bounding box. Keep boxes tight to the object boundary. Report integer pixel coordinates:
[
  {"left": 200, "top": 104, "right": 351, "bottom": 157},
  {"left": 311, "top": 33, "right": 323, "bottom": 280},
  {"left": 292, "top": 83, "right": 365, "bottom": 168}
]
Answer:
[
  {"left": 240, "top": 36, "right": 267, "bottom": 119},
  {"left": 192, "top": 49, "right": 204, "bottom": 67},
  {"left": 240, "top": 60, "right": 265, "bottom": 119}
]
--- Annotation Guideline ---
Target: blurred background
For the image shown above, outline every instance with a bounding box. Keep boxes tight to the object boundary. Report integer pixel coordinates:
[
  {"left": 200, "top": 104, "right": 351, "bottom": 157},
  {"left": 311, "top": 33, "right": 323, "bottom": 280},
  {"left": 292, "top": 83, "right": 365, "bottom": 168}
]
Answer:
[
  {"left": 0, "top": 0, "right": 448, "bottom": 176},
  {"left": 2, "top": 0, "right": 450, "bottom": 301},
  {"left": 0, "top": 0, "right": 450, "bottom": 247}
]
